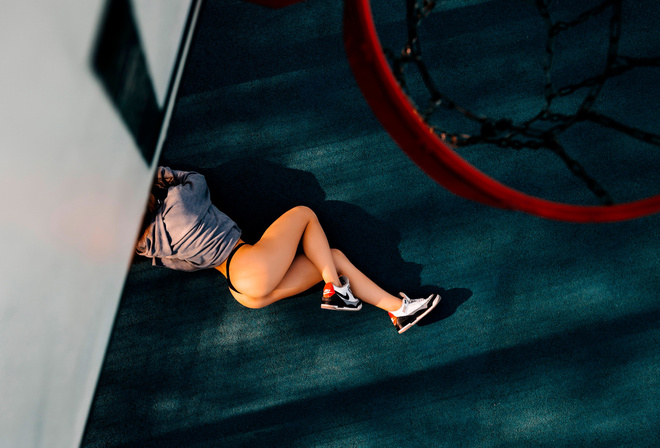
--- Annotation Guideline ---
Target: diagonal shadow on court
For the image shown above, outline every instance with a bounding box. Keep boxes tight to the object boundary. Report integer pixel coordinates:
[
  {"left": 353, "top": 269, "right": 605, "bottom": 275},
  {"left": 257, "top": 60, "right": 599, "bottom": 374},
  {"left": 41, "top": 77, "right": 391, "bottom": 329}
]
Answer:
[{"left": 99, "top": 307, "right": 660, "bottom": 448}]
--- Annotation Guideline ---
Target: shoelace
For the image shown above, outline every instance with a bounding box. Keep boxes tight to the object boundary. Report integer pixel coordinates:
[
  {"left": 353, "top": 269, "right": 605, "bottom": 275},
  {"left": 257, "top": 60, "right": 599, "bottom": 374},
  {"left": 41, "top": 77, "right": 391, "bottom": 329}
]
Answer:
[{"left": 402, "top": 297, "right": 415, "bottom": 312}]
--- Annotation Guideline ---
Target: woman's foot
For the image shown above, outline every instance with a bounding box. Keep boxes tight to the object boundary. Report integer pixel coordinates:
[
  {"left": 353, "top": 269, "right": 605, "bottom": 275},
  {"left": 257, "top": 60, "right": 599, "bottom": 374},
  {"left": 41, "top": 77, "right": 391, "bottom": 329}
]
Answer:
[
  {"left": 321, "top": 276, "right": 362, "bottom": 311},
  {"left": 389, "top": 293, "right": 441, "bottom": 334}
]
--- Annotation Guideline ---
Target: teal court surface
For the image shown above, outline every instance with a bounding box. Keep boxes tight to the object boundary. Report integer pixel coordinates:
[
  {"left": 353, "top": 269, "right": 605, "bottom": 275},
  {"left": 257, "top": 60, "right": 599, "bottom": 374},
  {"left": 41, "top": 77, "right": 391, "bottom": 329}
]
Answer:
[{"left": 82, "top": 1, "right": 660, "bottom": 446}]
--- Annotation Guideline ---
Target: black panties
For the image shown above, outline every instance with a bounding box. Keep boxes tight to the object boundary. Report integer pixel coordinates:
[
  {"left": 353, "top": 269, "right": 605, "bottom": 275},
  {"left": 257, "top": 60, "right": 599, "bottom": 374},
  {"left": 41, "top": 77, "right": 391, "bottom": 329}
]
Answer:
[{"left": 225, "top": 242, "right": 247, "bottom": 294}]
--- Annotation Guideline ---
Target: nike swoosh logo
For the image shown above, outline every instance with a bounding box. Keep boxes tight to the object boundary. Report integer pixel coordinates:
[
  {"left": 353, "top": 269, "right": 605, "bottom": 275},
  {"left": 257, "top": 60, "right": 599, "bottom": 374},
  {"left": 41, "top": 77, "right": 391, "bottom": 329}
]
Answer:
[{"left": 334, "top": 290, "right": 359, "bottom": 304}]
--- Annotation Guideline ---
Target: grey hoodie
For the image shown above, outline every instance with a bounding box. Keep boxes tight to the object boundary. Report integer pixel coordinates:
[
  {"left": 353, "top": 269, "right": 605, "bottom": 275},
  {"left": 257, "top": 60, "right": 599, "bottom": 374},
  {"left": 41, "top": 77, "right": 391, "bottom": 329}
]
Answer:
[{"left": 136, "top": 167, "right": 242, "bottom": 272}]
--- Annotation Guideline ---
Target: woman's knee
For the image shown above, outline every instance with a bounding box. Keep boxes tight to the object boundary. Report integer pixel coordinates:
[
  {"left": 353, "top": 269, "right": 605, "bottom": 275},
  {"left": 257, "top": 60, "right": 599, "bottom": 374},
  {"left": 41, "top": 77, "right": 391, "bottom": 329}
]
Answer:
[
  {"left": 331, "top": 248, "right": 345, "bottom": 259},
  {"left": 331, "top": 248, "right": 348, "bottom": 269},
  {"left": 290, "top": 205, "right": 317, "bottom": 222}
]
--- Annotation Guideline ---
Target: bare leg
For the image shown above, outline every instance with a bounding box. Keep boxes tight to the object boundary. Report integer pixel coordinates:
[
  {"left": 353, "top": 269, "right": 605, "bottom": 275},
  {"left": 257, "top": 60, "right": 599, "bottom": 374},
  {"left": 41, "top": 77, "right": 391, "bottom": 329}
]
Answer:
[
  {"left": 226, "top": 254, "right": 323, "bottom": 309},
  {"left": 224, "top": 249, "right": 402, "bottom": 312},
  {"left": 226, "top": 206, "right": 342, "bottom": 298},
  {"left": 330, "top": 248, "right": 402, "bottom": 312}
]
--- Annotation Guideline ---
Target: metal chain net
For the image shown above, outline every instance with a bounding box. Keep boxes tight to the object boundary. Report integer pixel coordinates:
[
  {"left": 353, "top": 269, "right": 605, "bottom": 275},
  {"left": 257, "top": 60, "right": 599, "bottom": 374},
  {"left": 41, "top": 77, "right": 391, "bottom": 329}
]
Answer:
[{"left": 388, "top": 0, "right": 660, "bottom": 204}]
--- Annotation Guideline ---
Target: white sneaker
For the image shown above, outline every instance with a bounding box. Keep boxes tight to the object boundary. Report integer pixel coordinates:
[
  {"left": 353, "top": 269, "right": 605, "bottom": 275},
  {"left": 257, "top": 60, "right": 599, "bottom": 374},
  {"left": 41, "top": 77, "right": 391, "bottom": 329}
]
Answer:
[
  {"left": 321, "top": 276, "right": 362, "bottom": 311},
  {"left": 389, "top": 293, "right": 441, "bottom": 334}
]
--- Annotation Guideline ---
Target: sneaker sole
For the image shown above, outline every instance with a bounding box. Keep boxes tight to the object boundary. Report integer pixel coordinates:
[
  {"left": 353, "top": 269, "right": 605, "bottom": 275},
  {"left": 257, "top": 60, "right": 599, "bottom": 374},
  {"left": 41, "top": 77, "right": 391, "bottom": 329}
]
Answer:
[
  {"left": 398, "top": 295, "right": 441, "bottom": 334},
  {"left": 321, "top": 303, "right": 362, "bottom": 311}
]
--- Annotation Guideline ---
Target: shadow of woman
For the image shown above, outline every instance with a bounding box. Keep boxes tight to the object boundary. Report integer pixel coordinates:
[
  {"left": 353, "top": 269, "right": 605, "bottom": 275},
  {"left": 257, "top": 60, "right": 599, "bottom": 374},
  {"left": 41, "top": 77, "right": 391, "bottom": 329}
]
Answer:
[{"left": 160, "top": 157, "right": 472, "bottom": 324}]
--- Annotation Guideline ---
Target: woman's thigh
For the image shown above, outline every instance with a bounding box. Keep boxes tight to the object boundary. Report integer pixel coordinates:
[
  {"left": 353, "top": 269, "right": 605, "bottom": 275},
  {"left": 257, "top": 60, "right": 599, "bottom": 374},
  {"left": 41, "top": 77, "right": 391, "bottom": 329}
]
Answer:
[
  {"left": 228, "top": 206, "right": 315, "bottom": 297},
  {"left": 228, "top": 253, "right": 322, "bottom": 308}
]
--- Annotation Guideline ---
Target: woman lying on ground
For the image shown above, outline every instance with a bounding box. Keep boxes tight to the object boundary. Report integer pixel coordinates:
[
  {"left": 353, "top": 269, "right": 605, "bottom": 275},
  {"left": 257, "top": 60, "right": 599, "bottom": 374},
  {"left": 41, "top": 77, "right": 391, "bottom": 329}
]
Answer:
[{"left": 136, "top": 167, "right": 440, "bottom": 334}]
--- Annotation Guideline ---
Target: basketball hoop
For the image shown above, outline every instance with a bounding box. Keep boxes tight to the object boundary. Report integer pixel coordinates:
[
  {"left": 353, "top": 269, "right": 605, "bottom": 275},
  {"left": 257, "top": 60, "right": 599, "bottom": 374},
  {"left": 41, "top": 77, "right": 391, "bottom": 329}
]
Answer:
[{"left": 343, "top": 0, "right": 660, "bottom": 222}]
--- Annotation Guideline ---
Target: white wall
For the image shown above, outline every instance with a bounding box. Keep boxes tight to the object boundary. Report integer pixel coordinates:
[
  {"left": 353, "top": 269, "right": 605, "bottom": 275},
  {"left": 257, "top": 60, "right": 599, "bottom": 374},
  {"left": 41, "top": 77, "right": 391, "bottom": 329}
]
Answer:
[{"left": 0, "top": 1, "right": 197, "bottom": 447}]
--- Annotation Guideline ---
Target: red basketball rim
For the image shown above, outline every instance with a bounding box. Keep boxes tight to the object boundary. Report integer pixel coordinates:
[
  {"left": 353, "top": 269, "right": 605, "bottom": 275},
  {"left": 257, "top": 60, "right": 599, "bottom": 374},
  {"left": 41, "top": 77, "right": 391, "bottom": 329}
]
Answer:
[{"left": 343, "top": 0, "right": 660, "bottom": 223}]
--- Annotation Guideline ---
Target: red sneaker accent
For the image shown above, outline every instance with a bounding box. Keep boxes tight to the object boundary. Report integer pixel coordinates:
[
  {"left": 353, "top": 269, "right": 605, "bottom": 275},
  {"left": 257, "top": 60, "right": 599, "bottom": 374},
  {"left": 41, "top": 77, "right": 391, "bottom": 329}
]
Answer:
[
  {"left": 388, "top": 312, "right": 397, "bottom": 325},
  {"left": 323, "top": 283, "right": 335, "bottom": 298}
]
